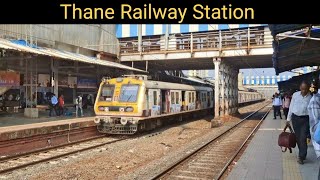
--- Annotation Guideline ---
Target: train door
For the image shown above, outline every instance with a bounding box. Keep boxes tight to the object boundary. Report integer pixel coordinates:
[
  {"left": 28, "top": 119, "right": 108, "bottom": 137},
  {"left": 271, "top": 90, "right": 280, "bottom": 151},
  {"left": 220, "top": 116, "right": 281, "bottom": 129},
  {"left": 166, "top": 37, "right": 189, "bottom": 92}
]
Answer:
[
  {"left": 170, "top": 90, "right": 181, "bottom": 113},
  {"left": 210, "top": 91, "right": 214, "bottom": 108},
  {"left": 192, "top": 91, "right": 196, "bottom": 110},
  {"left": 187, "top": 91, "right": 196, "bottom": 110},
  {"left": 161, "top": 89, "right": 167, "bottom": 114},
  {"left": 148, "top": 89, "right": 160, "bottom": 116},
  {"left": 184, "top": 91, "right": 189, "bottom": 111},
  {"left": 196, "top": 91, "right": 200, "bottom": 109},
  {"left": 200, "top": 91, "right": 207, "bottom": 109}
]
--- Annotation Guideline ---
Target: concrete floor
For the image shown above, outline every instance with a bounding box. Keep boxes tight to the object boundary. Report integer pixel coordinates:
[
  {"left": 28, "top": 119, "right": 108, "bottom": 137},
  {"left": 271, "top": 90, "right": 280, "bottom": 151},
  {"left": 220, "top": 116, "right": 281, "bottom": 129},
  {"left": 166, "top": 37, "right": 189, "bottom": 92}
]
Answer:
[{"left": 0, "top": 107, "right": 95, "bottom": 127}]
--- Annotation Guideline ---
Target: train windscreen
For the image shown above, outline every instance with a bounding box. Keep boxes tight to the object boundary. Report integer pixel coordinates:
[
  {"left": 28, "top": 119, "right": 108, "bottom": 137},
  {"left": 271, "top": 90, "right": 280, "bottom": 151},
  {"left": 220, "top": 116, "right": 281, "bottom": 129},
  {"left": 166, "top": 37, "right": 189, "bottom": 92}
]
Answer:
[
  {"left": 119, "top": 84, "right": 139, "bottom": 102},
  {"left": 99, "top": 84, "right": 115, "bottom": 102}
]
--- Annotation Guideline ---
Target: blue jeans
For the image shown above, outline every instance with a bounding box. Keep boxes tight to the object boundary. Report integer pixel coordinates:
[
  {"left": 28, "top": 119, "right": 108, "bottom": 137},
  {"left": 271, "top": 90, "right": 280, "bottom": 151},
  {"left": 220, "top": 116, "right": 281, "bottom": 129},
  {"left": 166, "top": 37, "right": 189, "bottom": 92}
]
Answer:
[{"left": 76, "top": 105, "right": 83, "bottom": 117}]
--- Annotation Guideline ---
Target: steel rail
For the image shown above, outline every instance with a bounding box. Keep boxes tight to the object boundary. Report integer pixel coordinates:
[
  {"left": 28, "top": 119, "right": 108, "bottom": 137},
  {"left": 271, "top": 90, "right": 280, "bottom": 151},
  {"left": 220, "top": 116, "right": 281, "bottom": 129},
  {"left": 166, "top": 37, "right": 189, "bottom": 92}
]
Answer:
[
  {"left": 0, "top": 138, "right": 126, "bottom": 174},
  {"left": 150, "top": 102, "right": 271, "bottom": 180},
  {"left": 215, "top": 107, "right": 271, "bottom": 179}
]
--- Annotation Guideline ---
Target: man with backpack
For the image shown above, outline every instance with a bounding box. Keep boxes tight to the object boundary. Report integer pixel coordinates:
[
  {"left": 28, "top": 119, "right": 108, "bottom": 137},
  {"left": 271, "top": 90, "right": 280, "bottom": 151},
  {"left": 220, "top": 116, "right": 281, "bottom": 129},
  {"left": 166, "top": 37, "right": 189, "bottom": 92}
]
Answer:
[{"left": 75, "top": 94, "right": 84, "bottom": 117}]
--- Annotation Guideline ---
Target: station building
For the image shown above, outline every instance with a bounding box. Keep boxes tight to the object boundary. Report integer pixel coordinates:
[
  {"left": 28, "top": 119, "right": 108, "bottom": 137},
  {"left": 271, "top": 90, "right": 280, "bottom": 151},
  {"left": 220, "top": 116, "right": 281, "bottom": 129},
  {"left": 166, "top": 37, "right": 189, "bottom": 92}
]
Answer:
[{"left": 0, "top": 25, "right": 143, "bottom": 117}]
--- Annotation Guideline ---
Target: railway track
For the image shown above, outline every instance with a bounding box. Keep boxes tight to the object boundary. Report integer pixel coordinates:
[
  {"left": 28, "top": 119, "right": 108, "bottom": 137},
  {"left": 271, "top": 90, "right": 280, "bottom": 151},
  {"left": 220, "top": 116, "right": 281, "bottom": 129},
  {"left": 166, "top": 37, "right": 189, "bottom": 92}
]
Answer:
[
  {"left": 0, "top": 136, "right": 127, "bottom": 174},
  {"left": 151, "top": 102, "right": 272, "bottom": 180}
]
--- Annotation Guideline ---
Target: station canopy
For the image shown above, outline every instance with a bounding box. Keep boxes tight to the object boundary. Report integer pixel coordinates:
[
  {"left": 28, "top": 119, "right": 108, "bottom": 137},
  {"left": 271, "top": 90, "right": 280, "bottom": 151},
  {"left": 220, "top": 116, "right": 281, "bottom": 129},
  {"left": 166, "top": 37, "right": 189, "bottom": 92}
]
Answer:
[
  {"left": 269, "top": 24, "right": 320, "bottom": 75},
  {"left": 278, "top": 70, "right": 320, "bottom": 93},
  {"left": 0, "top": 38, "right": 145, "bottom": 73}
]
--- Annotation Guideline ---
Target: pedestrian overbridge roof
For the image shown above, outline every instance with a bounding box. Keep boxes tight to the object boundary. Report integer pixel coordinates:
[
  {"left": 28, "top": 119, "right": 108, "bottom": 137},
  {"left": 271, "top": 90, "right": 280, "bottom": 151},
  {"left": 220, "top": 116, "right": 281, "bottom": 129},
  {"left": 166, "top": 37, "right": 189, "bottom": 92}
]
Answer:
[
  {"left": 0, "top": 38, "right": 146, "bottom": 73},
  {"left": 269, "top": 24, "right": 320, "bottom": 75}
]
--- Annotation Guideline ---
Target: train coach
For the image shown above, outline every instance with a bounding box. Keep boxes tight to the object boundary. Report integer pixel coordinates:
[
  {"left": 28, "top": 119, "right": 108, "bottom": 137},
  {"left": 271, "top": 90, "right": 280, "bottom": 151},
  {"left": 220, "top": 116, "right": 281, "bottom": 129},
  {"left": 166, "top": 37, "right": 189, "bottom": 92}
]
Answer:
[{"left": 94, "top": 75, "right": 214, "bottom": 134}]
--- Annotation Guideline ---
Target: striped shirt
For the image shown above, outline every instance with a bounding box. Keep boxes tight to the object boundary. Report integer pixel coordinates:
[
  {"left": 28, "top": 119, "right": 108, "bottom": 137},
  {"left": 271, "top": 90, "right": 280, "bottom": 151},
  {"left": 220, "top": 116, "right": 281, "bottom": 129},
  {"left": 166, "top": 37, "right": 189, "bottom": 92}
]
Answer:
[{"left": 307, "top": 93, "right": 320, "bottom": 159}]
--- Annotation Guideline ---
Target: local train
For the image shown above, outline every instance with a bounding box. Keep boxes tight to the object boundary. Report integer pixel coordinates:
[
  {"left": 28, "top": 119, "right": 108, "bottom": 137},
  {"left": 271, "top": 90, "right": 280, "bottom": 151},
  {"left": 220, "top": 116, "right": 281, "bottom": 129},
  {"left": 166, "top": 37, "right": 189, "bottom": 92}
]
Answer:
[
  {"left": 93, "top": 75, "right": 264, "bottom": 135},
  {"left": 94, "top": 75, "right": 214, "bottom": 134}
]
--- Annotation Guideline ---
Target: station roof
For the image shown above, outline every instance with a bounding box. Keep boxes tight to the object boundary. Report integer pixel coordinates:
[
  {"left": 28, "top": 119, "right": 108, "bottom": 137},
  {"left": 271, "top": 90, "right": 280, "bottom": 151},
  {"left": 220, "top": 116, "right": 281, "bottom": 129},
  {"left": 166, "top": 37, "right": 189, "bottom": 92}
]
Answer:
[
  {"left": 0, "top": 38, "right": 145, "bottom": 73},
  {"left": 269, "top": 24, "right": 320, "bottom": 75},
  {"left": 268, "top": 24, "right": 313, "bottom": 36},
  {"left": 278, "top": 70, "right": 320, "bottom": 93}
]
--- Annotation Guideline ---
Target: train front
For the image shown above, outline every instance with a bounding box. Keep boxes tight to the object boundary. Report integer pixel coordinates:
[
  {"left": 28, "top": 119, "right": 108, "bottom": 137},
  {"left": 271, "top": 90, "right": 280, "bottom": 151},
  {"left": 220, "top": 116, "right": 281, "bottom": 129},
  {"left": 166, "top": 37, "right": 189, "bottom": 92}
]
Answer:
[{"left": 94, "top": 77, "right": 144, "bottom": 134}]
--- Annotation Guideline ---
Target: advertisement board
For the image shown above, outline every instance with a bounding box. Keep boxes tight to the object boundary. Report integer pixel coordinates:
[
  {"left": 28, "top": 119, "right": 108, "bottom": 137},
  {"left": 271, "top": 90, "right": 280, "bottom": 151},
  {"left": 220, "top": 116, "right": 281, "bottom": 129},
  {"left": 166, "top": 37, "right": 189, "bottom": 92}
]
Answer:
[{"left": 0, "top": 71, "right": 20, "bottom": 86}]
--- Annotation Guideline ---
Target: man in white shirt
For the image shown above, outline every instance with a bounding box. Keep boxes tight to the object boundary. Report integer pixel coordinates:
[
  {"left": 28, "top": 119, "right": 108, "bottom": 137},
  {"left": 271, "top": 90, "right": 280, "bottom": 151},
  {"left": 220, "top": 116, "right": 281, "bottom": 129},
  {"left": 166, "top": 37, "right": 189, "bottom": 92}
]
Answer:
[
  {"left": 272, "top": 93, "right": 282, "bottom": 119},
  {"left": 287, "top": 81, "right": 312, "bottom": 164}
]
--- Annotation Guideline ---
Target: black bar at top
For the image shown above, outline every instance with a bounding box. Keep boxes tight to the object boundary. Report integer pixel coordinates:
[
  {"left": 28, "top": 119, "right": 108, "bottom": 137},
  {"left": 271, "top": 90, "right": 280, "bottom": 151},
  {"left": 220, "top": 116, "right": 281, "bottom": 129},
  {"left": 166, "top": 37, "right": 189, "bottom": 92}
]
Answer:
[{"left": 0, "top": 0, "right": 319, "bottom": 23}]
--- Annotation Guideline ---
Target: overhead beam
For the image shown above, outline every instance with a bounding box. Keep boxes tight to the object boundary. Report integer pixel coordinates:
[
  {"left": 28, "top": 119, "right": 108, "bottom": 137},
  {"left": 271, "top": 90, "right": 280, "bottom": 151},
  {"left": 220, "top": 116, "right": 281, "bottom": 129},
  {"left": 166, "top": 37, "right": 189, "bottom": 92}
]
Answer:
[{"left": 277, "top": 34, "right": 320, "bottom": 41}]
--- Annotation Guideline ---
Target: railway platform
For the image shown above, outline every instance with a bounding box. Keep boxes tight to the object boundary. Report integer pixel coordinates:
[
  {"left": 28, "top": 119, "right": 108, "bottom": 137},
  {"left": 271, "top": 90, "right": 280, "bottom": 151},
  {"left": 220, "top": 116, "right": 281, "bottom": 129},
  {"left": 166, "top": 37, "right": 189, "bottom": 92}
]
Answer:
[
  {"left": 0, "top": 113, "right": 97, "bottom": 156},
  {"left": 227, "top": 110, "right": 320, "bottom": 180}
]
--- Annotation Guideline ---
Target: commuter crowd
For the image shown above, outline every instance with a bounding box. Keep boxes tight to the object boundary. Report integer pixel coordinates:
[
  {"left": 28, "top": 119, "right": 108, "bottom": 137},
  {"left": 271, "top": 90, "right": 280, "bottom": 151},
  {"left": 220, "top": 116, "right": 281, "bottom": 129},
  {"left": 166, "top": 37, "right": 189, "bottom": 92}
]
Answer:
[
  {"left": 47, "top": 93, "right": 93, "bottom": 118},
  {"left": 272, "top": 77, "right": 320, "bottom": 178}
]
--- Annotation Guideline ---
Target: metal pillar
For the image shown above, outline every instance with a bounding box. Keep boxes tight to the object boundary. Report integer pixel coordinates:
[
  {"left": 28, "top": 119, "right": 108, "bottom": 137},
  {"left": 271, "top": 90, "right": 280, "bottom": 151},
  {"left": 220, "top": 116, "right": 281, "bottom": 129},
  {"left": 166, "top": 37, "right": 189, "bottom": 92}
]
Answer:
[
  {"left": 214, "top": 58, "right": 221, "bottom": 119},
  {"left": 220, "top": 63, "right": 226, "bottom": 115},
  {"left": 51, "top": 59, "right": 59, "bottom": 95},
  {"left": 165, "top": 24, "right": 169, "bottom": 50},
  {"left": 138, "top": 24, "right": 142, "bottom": 52}
]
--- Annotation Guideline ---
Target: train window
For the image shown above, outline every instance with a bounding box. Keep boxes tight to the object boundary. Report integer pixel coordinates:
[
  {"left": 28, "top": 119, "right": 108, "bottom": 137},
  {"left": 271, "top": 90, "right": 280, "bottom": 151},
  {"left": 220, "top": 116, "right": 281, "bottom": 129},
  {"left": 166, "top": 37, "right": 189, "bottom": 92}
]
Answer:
[
  {"left": 171, "top": 92, "right": 175, "bottom": 104},
  {"left": 100, "top": 84, "right": 115, "bottom": 101},
  {"left": 176, "top": 92, "right": 179, "bottom": 104},
  {"left": 189, "top": 92, "right": 191, "bottom": 103},
  {"left": 119, "top": 84, "right": 139, "bottom": 102},
  {"left": 153, "top": 91, "right": 157, "bottom": 105}
]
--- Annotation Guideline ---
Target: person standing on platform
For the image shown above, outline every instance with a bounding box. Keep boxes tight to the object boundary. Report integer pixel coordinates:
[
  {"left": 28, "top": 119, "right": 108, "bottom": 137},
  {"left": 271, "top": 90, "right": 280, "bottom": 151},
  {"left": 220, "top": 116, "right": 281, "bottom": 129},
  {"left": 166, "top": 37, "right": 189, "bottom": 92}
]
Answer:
[
  {"left": 272, "top": 93, "right": 282, "bottom": 119},
  {"left": 307, "top": 78, "right": 320, "bottom": 179},
  {"left": 75, "top": 94, "right": 84, "bottom": 117},
  {"left": 287, "top": 81, "right": 312, "bottom": 164},
  {"left": 282, "top": 92, "right": 291, "bottom": 119},
  {"left": 49, "top": 94, "right": 58, "bottom": 117},
  {"left": 58, "top": 94, "right": 65, "bottom": 116}
]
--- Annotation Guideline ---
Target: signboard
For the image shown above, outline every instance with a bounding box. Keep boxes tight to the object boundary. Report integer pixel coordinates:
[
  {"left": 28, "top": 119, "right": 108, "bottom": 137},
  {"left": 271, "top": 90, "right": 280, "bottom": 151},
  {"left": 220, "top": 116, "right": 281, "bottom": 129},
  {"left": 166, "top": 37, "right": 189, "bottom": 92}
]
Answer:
[
  {"left": 0, "top": 71, "right": 20, "bottom": 86},
  {"left": 38, "top": 74, "right": 50, "bottom": 87},
  {"left": 68, "top": 77, "right": 77, "bottom": 88},
  {"left": 58, "top": 74, "right": 68, "bottom": 87},
  {"left": 77, "top": 78, "right": 97, "bottom": 89}
]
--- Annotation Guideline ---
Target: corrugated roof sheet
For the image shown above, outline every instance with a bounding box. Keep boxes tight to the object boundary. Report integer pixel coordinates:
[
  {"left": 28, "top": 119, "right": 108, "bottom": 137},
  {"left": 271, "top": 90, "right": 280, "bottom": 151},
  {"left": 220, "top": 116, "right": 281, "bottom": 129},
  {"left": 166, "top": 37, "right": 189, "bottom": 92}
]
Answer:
[
  {"left": 0, "top": 38, "right": 145, "bottom": 73},
  {"left": 278, "top": 70, "right": 320, "bottom": 92},
  {"left": 272, "top": 28, "right": 320, "bottom": 75}
]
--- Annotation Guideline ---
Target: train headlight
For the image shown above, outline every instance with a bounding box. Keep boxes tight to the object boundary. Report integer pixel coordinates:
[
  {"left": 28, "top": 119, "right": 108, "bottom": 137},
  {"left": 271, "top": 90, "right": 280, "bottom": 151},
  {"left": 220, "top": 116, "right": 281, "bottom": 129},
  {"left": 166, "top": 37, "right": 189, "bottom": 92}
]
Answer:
[
  {"left": 119, "top": 107, "right": 125, "bottom": 112},
  {"left": 120, "top": 119, "right": 128, "bottom": 125},
  {"left": 125, "top": 107, "right": 134, "bottom": 112},
  {"left": 98, "top": 106, "right": 105, "bottom": 111},
  {"left": 94, "top": 118, "right": 100, "bottom": 124},
  {"left": 104, "top": 107, "right": 109, "bottom": 112}
]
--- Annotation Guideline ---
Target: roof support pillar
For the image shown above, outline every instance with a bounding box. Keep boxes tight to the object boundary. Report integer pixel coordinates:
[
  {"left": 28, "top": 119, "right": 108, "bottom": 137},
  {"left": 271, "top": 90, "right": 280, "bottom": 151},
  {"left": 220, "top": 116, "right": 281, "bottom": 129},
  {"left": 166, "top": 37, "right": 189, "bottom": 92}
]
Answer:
[
  {"left": 138, "top": 24, "right": 142, "bottom": 53},
  {"left": 214, "top": 58, "right": 221, "bottom": 119},
  {"left": 51, "top": 58, "right": 59, "bottom": 96},
  {"left": 214, "top": 58, "right": 239, "bottom": 118}
]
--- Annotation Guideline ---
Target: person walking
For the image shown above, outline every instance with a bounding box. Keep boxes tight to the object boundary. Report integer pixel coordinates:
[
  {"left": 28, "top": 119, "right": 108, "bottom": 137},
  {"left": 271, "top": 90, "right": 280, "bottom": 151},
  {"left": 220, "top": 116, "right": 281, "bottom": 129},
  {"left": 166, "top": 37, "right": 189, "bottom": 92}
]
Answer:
[
  {"left": 287, "top": 81, "right": 312, "bottom": 164},
  {"left": 58, "top": 94, "right": 65, "bottom": 116},
  {"left": 282, "top": 92, "right": 291, "bottom": 119},
  {"left": 49, "top": 94, "right": 58, "bottom": 117},
  {"left": 75, "top": 94, "right": 84, "bottom": 117},
  {"left": 307, "top": 78, "right": 320, "bottom": 178},
  {"left": 272, "top": 93, "right": 282, "bottom": 119}
]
